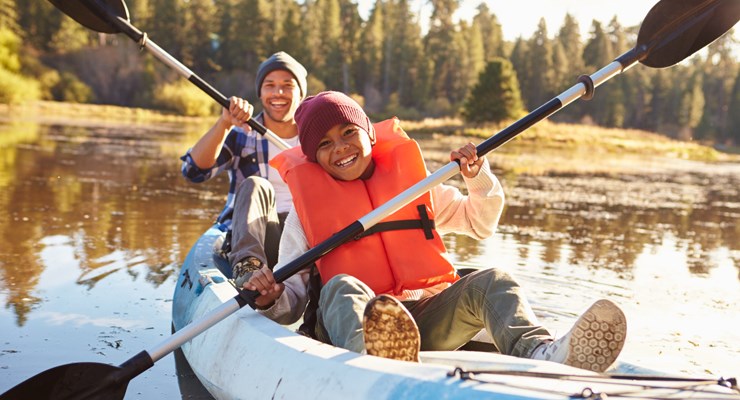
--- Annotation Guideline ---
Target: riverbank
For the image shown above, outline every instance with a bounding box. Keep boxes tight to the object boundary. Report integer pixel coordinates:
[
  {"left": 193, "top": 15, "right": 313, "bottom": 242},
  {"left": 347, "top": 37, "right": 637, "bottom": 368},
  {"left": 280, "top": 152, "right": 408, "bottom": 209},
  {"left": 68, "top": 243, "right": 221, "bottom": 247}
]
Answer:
[
  {"left": 3, "top": 100, "right": 738, "bottom": 175},
  {"left": 0, "top": 100, "right": 213, "bottom": 130},
  {"left": 404, "top": 118, "right": 740, "bottom": 176}
]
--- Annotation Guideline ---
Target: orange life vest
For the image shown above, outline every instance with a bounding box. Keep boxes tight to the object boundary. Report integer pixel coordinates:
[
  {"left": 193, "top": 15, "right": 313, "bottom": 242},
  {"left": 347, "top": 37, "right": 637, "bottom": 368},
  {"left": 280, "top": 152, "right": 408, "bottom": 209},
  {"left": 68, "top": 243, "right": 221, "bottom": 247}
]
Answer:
[{"left": 270, "top": 118, "right": 458, "bottom": 295}]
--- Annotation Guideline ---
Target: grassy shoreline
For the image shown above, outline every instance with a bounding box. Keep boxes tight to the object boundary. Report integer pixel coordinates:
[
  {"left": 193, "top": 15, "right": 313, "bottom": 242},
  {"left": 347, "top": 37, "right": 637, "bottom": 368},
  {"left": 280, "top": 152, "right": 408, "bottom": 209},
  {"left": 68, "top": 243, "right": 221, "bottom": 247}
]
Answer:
[
  {"left": 0, "top": 100, "right": 214, "bottom": 127},
  {"left": 3, "top": 101, "right": 738, "bottom": 175}
]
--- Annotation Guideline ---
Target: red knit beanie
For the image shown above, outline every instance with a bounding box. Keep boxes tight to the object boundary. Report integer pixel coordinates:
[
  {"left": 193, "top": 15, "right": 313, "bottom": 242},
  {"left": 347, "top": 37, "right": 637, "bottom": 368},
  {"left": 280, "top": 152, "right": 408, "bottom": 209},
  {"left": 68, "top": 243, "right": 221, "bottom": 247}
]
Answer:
[{"left": 295, "top": 91, "right": 375, "bottom": 162}]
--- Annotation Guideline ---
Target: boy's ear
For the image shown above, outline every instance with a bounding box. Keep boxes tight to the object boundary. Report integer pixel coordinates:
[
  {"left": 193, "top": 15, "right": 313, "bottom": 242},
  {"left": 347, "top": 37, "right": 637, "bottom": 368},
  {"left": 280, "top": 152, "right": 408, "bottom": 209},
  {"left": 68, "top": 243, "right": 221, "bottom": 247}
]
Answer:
[{"left": 368, "top": 126, "right": 376, "bottom": 146}]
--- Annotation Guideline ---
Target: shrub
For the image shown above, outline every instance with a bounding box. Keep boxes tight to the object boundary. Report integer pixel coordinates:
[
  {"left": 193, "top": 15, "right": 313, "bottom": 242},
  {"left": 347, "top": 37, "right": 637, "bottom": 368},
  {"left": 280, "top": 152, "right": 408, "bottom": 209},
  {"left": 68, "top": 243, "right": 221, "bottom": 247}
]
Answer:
[
  {"left": 37, "top": 70, "right": 61, "bottom": 100},
  {"left": 0, "top": 28, "right": 21, "bottom": 73},
  {"left": 0, "top": 67, "right": 41, "bottom": 105},
  {"left": 51, "top": 72, "right": 94, "bottom": 103},
  {"left": 152, "top": 80, "right": 218, "bottom": 117}
]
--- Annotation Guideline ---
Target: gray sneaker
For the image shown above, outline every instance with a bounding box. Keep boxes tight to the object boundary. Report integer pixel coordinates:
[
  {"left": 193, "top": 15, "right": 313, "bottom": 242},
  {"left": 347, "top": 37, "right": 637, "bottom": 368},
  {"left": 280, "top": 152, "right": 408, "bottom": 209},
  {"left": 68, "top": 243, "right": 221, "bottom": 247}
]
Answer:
[
  {"left": 363, "top": 295, "right": 420, "bottom": 362},
  {"left": 531, "top": 299, "right": 627, "bottom": 372},
  {"left": 232, "top": 256, "right": 264, "bottom": 288}
]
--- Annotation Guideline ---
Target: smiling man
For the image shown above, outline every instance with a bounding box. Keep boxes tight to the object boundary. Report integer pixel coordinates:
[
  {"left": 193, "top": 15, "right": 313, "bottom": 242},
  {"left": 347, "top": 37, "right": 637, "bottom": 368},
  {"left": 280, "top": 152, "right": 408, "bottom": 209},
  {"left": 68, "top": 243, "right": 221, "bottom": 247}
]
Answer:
[{"left": 180, "top": 52, "right": 308, "bottom": 286}]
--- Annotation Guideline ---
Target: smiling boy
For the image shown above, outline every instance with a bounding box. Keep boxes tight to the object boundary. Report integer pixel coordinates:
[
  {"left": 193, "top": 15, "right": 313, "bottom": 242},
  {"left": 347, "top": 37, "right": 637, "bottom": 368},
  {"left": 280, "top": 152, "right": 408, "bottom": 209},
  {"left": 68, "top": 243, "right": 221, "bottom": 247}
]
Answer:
[{"left": 244, "top": 91, "right": 627, "bottom": 372}]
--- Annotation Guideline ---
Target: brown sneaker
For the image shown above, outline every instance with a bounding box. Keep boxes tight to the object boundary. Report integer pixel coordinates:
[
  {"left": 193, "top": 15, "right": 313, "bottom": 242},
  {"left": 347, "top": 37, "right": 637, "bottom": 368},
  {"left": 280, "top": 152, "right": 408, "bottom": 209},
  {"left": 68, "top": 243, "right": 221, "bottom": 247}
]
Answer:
[
  {"left": 232, "top": 256, "right": 264, "bottom": 288},
  {"left": 531, "top": 299, "right": 627, "bottom": 372},
  {"left": 362, "top": 294, "right": 420, "bottom": 362}
]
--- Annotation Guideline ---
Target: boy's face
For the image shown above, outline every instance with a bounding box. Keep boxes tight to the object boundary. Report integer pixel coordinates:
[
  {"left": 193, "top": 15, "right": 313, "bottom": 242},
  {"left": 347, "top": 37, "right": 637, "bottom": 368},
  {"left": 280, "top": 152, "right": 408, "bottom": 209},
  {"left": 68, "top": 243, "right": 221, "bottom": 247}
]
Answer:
[
  {"left": 260, "top": 69, "right": 301, "bottom": 123},
  {"left": 315, "top": 123, "right": 374, "bottom": 181}
]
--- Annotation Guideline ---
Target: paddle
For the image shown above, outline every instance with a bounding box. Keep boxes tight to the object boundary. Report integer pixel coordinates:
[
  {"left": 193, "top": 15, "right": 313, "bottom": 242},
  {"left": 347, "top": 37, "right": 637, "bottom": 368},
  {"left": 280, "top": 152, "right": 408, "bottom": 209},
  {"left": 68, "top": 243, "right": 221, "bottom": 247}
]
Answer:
[
  {"left": 45, "top": 0, "right": 292, "bottom": 150},
  {"left": 3, "top": 0, "right": 737, "bottom": 399}
]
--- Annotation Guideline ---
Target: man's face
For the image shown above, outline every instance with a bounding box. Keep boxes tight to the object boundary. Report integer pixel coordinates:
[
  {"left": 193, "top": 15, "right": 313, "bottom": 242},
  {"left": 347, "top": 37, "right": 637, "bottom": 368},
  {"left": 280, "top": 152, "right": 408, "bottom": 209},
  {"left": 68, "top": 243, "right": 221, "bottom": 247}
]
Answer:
[{"left": 260, "top": 70, "right": 301, "bottom": 123}]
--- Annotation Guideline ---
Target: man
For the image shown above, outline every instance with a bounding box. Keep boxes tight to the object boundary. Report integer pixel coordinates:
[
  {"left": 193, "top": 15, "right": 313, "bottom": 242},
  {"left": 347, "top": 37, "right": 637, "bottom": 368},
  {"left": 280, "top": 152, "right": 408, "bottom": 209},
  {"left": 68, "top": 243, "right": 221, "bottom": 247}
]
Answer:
[{"left": 180, "top": 51, "right": 308, "bottom": 287}]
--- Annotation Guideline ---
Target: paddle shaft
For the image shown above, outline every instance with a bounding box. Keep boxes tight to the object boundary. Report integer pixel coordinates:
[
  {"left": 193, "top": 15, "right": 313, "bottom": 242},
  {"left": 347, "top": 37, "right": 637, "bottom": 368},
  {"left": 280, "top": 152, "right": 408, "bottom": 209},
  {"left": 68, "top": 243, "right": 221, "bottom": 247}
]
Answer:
[{"left": 79, "top": 0, "right": 291, "bottom": 150}]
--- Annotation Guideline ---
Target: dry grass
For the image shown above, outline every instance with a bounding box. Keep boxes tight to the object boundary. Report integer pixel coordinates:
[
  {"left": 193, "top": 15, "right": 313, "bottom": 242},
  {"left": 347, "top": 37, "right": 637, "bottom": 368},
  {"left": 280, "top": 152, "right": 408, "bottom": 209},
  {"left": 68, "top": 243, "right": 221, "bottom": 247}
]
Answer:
[
  {"left": 0, "top": 100, "right": 214, "bottom": 127},
  {"left": 2, "top": 102, "right": 737, "bottom": 176},
  {"left": 401, "top": 117, "right": 739, "bottom": 175}
]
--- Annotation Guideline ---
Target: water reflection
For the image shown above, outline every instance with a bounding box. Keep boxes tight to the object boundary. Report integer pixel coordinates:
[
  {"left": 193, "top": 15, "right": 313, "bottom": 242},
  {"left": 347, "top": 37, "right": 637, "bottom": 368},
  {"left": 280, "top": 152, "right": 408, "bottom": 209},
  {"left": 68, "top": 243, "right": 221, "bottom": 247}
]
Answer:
[
  {"left": 0, "top": 121, "right": 220, "bottom": 327},
  {"left": 443, "top": 170, "right": 739, "bottom": 280},
  {"left": 0, "top": 119, "right": 738, "bottom": 395}
]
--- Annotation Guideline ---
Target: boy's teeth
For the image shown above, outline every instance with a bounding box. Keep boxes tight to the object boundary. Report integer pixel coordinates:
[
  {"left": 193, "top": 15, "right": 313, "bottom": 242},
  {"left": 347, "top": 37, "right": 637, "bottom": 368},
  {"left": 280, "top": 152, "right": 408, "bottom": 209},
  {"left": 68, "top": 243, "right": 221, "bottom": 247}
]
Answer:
[{"left": 336, "top": 155, "right": 356, "bottom": 167}]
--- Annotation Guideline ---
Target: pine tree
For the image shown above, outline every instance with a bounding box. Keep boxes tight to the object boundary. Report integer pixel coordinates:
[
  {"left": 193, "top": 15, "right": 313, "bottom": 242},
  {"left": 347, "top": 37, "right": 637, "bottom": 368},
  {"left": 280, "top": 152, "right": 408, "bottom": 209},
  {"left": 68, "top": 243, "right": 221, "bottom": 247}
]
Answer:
[
  {"left": 526, "top": 18, "right": 555, "bottom": 105},
  {"left": 509, "top": 37, "right": 530, "bottom": 110},
  {"left": 17, "top": 0, "right": 62, "bottom": 51},
  {"left": 336, "top": 0, "right": 362, "bottom": 94},
  {"left": 129, "top": 0, "right": 152, "bottom": 30},
  {"left": 677, "top": 70, "right": 705, "bottom": 139},
  {"left": 694, "top": 35, "right": 738, "bottom": 142},
  {"left": 466, "top": 19, "right": 486, "bottom": 88},
  {"left": 181, "top": 0, "right": 217, "bottom": 74},
  {"left": 582, "top": 20, "right": 614, "bottom": 124},
  {"left": 148, "top": 0, "right": 184, "bottom": 61},
  {"left": 472, "top": 4, "right": 504, "bottom": 60},
  {"left": 357, "top": 0, "right": 384, "bottom": 108},
  {"left": 424, "top": 0, "right": 461, "bottom": 106},
  {"left": 727, "top": 68, "right": 740, "bottom": 146},
  {"left": 49, "top": 14, "right": 91, "bottom": 53},
  {"left": 557, "top": 14, "right": 583, "bottom": 72},
  {"left": 462, "top": 58, "right": 524, "bottom": 123},
  {"left": 276, "top": 4, "right": 307, "bottom": 65},
  {"left": 213, "top": 0, "right": 238, "bottom": 70},
  {"left": 392, "top": 0, "right": 430, "bottom": 111},
  {"left": 583, "top": 21, "right": 612, "bottom": 69},
  {"left": 0, "top": 0, "right": 20, "bottom": 35}
]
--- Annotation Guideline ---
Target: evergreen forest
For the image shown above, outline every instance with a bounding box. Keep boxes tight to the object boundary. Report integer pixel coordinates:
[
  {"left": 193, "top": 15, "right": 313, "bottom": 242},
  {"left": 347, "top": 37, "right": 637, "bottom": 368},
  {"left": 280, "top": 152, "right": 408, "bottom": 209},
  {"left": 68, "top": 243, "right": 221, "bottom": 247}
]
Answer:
[{"left": 1, "top": 0, "right": 739, "bottom": 145}]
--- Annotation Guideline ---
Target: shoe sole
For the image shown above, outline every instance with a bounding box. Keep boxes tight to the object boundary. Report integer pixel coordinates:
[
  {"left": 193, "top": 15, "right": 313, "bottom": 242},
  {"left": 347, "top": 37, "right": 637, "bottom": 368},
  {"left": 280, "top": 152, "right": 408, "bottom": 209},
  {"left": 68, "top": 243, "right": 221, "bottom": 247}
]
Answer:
[
  {"left": 363, "top": 295, "right": 420, "bottom": 362},
  {"left": 564, "top": 299, "right": 627, "bottom": 372}
]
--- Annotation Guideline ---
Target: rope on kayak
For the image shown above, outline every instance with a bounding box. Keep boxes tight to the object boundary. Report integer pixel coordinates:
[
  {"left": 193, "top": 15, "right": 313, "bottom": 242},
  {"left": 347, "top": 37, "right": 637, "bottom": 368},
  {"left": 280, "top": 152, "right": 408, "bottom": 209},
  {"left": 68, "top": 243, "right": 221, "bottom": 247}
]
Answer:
[{"left": 446, "top": 367, "right": 740, "bottom": 399}]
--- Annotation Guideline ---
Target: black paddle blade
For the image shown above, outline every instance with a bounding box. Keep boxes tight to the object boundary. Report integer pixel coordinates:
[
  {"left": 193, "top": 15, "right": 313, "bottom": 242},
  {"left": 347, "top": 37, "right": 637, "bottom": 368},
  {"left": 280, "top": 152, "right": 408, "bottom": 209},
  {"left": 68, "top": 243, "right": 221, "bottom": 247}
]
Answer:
[
  {"left": 48, "top": 0, "right": 129, "bottom": 34},
  {"left": 0, "top": 362, "right": 128, "bottom": 400},
  {"left": 638, "top": 0, "right": 740, "bottom": 68}
]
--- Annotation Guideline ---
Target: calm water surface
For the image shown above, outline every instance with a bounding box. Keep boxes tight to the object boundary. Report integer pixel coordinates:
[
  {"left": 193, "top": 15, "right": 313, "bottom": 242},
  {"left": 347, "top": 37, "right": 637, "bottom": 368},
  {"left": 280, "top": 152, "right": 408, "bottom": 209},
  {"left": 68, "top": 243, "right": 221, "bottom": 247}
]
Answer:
[{"left": 0, "top": 119, "right": 738, "bottom": 398}]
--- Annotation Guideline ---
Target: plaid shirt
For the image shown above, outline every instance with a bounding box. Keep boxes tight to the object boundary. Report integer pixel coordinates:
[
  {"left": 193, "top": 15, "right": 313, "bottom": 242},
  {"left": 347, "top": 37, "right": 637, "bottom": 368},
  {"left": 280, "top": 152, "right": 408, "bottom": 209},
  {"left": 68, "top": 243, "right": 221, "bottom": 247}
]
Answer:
[{"left": 180, "top": 113, "right": 271, "bottom": 231}]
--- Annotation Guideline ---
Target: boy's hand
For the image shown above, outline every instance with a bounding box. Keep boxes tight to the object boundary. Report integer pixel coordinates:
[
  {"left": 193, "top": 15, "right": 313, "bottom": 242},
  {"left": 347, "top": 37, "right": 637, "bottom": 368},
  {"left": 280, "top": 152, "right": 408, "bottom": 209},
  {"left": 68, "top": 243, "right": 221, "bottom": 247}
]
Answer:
[
  {"left": 451, "top": 143, "right": 483, "bottom": 178},
  {"left": 222, "top": 96, "right": 254, "bottom": 130},
  {"left": 243, "top": 265, "right": 284, "bottom": 309}
]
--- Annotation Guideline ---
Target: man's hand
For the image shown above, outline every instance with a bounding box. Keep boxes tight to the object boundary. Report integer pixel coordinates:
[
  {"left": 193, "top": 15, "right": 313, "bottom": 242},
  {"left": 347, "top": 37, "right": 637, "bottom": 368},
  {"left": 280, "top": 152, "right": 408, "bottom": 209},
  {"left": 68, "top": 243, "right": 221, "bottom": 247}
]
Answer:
[{"left": 222, "top": 96, "right": 254, "bottom": 130}]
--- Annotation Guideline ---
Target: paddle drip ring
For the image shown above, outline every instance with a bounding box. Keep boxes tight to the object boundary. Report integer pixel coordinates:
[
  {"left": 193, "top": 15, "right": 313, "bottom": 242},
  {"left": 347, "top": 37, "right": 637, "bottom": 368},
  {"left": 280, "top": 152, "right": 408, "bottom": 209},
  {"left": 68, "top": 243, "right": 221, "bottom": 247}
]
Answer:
[
  {"left": 577, "top": 75, "right": 595, "bottom": 101},
  {"left": 138, "top": 32, "right": 148, "bottom": 51}
]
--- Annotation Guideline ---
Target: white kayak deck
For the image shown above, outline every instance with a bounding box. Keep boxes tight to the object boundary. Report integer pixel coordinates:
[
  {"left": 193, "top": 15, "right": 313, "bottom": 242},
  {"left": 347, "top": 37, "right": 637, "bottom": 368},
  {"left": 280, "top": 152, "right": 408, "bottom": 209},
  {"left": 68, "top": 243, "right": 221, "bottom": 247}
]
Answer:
[{"left": 172, "top": 227, "right": 740, "bottom": 400}]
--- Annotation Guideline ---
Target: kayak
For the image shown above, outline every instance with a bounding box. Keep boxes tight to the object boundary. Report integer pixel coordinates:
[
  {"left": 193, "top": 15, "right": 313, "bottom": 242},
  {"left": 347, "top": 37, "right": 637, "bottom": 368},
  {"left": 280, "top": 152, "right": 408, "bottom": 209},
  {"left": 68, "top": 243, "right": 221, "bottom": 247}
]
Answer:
[{"left": 172, "top": 227, "right": 740, "bottom": 400}]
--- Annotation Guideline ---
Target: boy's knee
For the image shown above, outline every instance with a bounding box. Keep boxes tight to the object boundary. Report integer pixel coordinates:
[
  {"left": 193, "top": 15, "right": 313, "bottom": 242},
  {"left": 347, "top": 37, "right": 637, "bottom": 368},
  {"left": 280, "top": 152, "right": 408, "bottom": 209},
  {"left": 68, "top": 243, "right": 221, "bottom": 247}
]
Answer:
[
  {"left": 321, "top": 274, "right": 374, "bottom": 298},
  {"left": 469, "top": 268, "right": 520, "bottom": 291}
]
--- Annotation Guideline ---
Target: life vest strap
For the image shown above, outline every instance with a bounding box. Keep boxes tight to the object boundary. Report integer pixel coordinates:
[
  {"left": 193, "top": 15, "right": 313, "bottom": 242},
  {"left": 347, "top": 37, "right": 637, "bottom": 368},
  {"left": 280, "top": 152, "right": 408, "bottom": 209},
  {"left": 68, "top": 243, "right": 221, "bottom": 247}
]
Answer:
[{"left": 355, "top": 205, "right": 435, "bottom": 240}]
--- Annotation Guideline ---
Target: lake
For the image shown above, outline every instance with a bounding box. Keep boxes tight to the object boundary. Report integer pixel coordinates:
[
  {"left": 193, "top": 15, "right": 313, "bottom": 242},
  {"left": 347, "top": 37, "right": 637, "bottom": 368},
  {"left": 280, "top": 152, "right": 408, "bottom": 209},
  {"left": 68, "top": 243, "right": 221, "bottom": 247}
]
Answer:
[{"left": 0, "top": 117, "right": 738, "bottom": 398}]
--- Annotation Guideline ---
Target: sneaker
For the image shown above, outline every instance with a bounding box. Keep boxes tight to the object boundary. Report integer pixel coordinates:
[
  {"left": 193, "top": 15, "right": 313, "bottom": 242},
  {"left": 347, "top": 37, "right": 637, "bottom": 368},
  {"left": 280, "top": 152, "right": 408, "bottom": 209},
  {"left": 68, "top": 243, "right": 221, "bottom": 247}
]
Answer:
[
  {"left": 232, "top": 256, "right": 264, "bottom": 288},
  {"left": 531, "top": 299, "right": 627, "bottom": 372},
  {"left": 363, "top": 294, "right": 420, "bottom": 362}
]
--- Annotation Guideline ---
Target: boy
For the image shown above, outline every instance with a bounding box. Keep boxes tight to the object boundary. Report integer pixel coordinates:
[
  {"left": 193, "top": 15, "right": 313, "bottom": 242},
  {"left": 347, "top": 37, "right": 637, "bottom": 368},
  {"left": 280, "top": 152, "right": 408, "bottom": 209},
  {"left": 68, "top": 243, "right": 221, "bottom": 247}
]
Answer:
[{"left": 244, "top": 91, "right": 627, "bottom": 372}]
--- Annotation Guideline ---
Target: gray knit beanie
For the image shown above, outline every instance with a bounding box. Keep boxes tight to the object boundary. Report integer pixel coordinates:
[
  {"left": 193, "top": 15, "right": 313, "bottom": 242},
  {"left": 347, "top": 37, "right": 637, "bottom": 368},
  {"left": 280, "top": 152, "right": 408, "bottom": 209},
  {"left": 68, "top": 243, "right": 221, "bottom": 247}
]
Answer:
[{"left": 255, "top": 52, "right": 308, "bottom": 99}]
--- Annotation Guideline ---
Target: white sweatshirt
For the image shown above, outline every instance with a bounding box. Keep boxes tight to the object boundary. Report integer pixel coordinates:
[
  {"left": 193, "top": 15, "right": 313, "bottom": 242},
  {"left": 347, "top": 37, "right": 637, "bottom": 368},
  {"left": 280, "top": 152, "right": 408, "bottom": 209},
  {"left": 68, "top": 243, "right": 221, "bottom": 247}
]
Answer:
[{"left": 260, "top": 157, "right": 505, "bottom": 325}]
